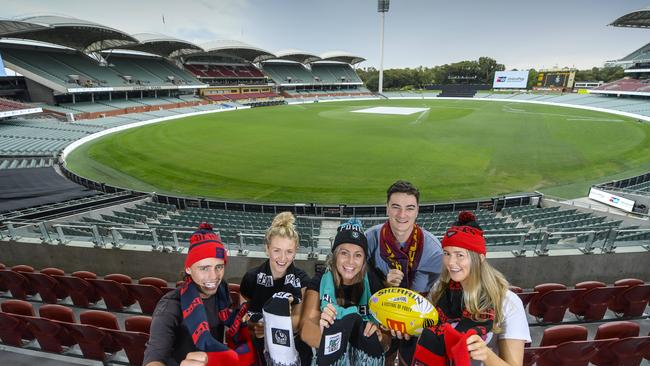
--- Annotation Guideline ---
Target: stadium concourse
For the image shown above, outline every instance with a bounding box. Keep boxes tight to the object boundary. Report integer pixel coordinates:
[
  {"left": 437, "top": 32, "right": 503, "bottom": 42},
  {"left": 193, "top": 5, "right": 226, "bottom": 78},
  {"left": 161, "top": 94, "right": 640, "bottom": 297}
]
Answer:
[{"left": 0, "top": 12, "right": 650, "bottom": 366}]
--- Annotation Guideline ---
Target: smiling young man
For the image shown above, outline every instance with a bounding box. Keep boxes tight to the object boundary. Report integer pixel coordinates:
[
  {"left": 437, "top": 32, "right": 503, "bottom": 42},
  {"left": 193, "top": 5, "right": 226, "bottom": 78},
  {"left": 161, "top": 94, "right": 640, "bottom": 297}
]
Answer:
[
  {"left": 144, "top": 223, "right": 245, "bottom": 366},
  {"left": 365, "top": 180, "right": 444, "bottom": 365},
  {"left": 365, "top": 180, "right": 443, "bottom": 295}
]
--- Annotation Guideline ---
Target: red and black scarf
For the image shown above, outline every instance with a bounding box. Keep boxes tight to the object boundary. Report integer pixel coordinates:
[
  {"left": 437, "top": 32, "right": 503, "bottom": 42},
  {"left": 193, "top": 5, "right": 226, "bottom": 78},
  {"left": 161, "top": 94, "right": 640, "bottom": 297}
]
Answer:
[
  {"left": 409, "top": 281, "right": 494, "bottom": 366},
  {"left": 180, "top": 278, "right": 255, "bottom": 365},
  {"left": 379, "top": 221, "right": 424, "bottom": 289}
]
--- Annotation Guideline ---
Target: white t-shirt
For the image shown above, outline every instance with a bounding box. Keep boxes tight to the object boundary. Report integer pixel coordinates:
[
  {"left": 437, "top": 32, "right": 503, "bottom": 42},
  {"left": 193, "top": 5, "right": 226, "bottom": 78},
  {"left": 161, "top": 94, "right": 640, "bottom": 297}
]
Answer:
[{"left": 476, "top": 290, "right": 531, "bottom": 365}]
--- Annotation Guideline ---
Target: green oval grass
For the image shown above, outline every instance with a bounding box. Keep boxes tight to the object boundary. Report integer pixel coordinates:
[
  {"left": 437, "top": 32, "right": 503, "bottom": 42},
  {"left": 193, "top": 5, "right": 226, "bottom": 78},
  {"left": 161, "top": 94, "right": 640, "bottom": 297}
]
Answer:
[{"left": 65, "top": 99, "right": 650, "bottom": 204}]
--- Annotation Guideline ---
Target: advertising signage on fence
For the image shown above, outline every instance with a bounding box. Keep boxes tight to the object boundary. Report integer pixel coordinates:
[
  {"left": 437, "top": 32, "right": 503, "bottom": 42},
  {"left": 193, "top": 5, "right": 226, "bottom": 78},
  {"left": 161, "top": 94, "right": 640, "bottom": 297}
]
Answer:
[
  {"left": 588, "top": 187, "right": 635, "bottom": 213},
  {"left": 492, "top": 71, "right": 529, "bottom": 89}
]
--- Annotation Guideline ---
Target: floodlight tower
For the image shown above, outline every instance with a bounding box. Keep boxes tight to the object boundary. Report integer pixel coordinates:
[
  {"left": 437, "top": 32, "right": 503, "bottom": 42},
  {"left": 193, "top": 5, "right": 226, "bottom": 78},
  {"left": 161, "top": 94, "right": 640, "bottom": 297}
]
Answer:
[{"left": 378, "top": 0, "right": 389, "bottom": 94}]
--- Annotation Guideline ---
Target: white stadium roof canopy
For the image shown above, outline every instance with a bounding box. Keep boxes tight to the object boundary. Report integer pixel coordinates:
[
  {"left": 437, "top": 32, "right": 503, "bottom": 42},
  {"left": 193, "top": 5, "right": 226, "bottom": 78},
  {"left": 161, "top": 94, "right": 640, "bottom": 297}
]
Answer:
[
  {"left": 273, "top": 49, "right": 321, "bottom": 64},
  {"left": 0, "top": 15, "right": 138, "bottom": 53},
  {"left": 191, "top": 40, "right": 276, "bottom": 63},
  {"left": 114, "top": 33, "right": 203, "bottom": 58},
  {"left": 610, "top": 8, "right": 650, "bottom": 29},
  {"left": 318, "top": 51, "right": 365, "bottom": 65}
]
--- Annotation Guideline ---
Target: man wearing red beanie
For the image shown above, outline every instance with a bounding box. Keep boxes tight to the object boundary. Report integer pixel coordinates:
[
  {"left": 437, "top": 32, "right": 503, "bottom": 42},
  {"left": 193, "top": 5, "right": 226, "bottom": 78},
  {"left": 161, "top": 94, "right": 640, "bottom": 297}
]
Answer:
[{"left": 144, "top": 223, "right": 252, "bottom": 366}]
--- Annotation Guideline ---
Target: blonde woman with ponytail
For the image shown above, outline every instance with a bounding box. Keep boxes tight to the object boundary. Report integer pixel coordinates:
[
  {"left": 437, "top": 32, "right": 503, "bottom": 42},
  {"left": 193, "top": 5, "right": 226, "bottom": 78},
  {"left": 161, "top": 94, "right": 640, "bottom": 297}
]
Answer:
[
  {"left": 239, "top": 212, "right": 312, "bottom": 365},
  {"left": 406, "top": 211, "right": 531, "bottom": 366}
]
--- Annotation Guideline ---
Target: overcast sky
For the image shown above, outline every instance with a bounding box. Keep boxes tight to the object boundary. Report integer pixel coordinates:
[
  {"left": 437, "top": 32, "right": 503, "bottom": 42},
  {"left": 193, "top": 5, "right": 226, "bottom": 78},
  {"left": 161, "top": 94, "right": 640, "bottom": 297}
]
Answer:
[{"left": 3, "top": 0, "right": 649, "bottom": 70}]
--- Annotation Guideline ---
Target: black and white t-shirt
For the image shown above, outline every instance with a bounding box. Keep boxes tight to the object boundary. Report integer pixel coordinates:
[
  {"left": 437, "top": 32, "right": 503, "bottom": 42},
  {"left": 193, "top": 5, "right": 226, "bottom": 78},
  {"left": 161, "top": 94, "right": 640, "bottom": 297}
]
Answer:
[{"left": 240, "top": 260, "right": 310, "bottom": 313}]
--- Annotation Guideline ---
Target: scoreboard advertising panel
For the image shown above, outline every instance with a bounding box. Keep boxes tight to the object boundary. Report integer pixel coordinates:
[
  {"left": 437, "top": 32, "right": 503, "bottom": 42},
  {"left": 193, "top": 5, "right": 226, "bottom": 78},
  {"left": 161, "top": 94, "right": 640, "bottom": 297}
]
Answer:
[{"left": 492, "top": 71, "right": 529, "bottom": 89}]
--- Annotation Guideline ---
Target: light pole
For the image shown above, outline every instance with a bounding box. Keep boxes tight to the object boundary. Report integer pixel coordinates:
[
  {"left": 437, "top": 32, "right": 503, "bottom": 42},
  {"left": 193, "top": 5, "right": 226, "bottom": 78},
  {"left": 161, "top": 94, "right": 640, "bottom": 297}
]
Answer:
[{"left": 378, "top": 0, "right": 389, "bottom": 94}]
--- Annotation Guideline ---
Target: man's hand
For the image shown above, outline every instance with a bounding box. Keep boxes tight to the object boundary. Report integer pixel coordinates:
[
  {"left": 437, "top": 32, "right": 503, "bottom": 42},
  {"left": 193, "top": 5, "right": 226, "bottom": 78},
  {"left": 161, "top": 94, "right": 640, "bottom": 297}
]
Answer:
[
  {"left": 180, "top": 351, "right": 208, "bottom": 366},
  {"left": 386, "top": 269, "right": 404, "bottom": 287}
]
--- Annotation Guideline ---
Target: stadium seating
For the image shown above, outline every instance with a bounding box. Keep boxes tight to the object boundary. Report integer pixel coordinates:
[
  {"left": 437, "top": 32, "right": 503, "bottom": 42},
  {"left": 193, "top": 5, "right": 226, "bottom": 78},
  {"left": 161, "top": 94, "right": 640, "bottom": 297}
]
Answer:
[
  {"left": 569, "top": 281, "right": 625, "bottom": 321},
  {"left": 86, "top": 274, "right": 138, "bottom": 311},
  {"left": 25, "top": 304, "right": 76, "bottom": 353},
  {"left": 537, "top": 325, "right": 611, "bottom": 366},
  {"left": 0, "top": 268, "right": 35, "bottom": 300},
  {"left": 607, "top": 280, "right": 650, "bottom": 317},
  {"left": 0, "top": 299, "right": 36, "bottom": 346},
  {"left": 63, "top": 310, "right": 123, "bottom": 360},
  {"left": 310, "top": 63, "right": 362, "bottom": 83},
  {"left": 124, "top": 277, "right": 172, "bottom": 314},
  {"left": 523, "top": 345, "right": 556, "bottom": 366},
  {"left": 52, "top": 271, "right": 102, "bottom": 307},
  {"left": 528, "top": 283, "right": 586, "bottom": 323},
  {"left": 19, "top": 267, "right": 68, "bottom": 304},
  {"left": 262, "top": 62, "right": 315, "bottom": 84},
  {"left": 2, "top": 47, "right": 200, "bottom": 89}
]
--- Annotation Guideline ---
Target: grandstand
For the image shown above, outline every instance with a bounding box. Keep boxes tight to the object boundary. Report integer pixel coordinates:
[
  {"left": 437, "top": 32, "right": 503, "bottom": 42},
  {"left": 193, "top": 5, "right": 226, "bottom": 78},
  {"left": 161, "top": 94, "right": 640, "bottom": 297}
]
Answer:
[
  {"left": 589, "top": 9, "right": 650, "bottom": 98},
  {"left": 261, "top": 51, "right": 371, "bottom": 98}
]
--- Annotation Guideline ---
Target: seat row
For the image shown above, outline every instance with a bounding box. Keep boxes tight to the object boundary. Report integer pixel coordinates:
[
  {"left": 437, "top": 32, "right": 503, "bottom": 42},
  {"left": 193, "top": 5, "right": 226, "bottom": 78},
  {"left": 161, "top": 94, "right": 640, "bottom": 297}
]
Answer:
[
  {"left": 0, "top": 263, "right": 243, "bottom": 316},
  {"left": 511, "top": 279, "right": 650, "bottom": 323},
  {"left": 0, "top": 263, "right": 174, "bottom": 314},
  {"left": 524, "top": 321, "right": 650, "bottom": 366},
  {"left": 0, "top": 299, "right": 150, "bottom": 365}
]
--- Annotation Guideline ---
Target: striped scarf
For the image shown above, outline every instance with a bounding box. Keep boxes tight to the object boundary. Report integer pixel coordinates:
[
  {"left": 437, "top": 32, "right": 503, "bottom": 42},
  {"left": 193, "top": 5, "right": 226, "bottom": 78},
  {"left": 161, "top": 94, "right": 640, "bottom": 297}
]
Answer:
[
  {"left": 180, "top": 278, "right": 253, "bottom": 365},
  {"left": 379, "top": 221, "right": 424, "bottom": 289}
]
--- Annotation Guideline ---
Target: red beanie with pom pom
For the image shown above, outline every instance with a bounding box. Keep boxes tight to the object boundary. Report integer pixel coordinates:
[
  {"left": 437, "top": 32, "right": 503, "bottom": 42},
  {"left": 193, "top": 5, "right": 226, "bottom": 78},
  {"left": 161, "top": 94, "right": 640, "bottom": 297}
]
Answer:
[
  {"left": 441, "top": 211, "right": 486, "bottom": 255},
  {"left": 185, "top": 222, "right": 227, "bottom": 268}
]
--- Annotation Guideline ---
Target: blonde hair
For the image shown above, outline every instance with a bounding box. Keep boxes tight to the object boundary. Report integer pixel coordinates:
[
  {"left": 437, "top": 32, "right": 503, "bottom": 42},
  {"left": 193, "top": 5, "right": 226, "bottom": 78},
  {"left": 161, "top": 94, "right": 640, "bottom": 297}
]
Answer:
[
  {"left": 265, "top": 212, "right": 299, "bottom": 247},
  {"left": 326, "top": 246, "right": 367, "bottom": 307},
  {"left": 430, "top": 251, "right": 509, "bottom": 334}
]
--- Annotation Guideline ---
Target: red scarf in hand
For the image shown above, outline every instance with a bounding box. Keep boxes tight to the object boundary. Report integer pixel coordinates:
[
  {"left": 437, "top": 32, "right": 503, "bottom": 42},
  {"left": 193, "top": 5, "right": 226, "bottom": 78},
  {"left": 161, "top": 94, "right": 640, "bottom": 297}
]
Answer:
[
  {"left": 410, "top": 281, "right": 494, "bottom": 366},
  {"left": 379, "top": 221, "right": 424, "bottom": 289}
]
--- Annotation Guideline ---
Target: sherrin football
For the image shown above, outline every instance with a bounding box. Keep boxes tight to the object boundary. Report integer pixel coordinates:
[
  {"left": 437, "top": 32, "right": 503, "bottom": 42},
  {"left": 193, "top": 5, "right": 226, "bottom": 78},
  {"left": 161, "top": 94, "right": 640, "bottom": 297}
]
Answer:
[{"left": 369, "top": 287, "right": 438, "bottom": 336}]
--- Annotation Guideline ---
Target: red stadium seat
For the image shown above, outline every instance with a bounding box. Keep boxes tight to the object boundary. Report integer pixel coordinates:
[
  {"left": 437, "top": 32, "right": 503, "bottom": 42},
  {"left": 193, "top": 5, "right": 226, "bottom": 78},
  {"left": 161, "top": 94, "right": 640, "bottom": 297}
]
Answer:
[
  {"left": 609, "top": 284, "right": 650, "bottom": 318},
  {"left": 0, "top": 300, "right": 35, "bottom": 346},
  {"left": 0, "top": 269, "right": 33, "bottom": 299},
  {"left": 593, "top": 336, "right": 650, "bottom": 366},
  {"left": 60, "top": 310, "right": 122, "bottom": 360},
  {"left": 20, "top": 271, "right": 69, "bottom": 304},
  {"left": 11, "top": 264, "right": 34, "bottom": 272},
  {"left": 110, "top": 329, "right": 150, "bottom": 366},
  {"left": 40, "top": 267, "right": 65, "bottom": 276},
  {"left": 523, "top": 345, "right": 556, "bottom": 366},
  {"left": 104, "top": 273, "right": 133, "bottom": 284},
  {"left": 540, "top": 325, "right": 588, "bottom": 347},
  {"left": 125, "top": 315, "right": 152, "bottom": 334},
  {"left": 87, "top": 277, "right": 137, "bottom": 311},
  {"left": 124, "top": 282, "right": 165, "bottom": 314},
  {"left": 63, "top": 323, "right": 115, "bottom": 360},
  {"left": 52, "top": 273, "right": 101, "bottom": 307},
  {"left": 595, "top": 321, "right": 640, "bottom": 339},
  {"left": 529, "top": 283, "right": 586, "bottom": 323},
  {"left": 608, "top": 278, "right": 644, "bottom": 313},
  {"left": 591, "top": 321, "right": 640, "bottom": 365},
  {"left": 116, "top": 314, "right": 153, "bottom": 365},
  {"left": 25, "top": 305, "right": 76, "bottom": 353},
  {"left": 569, "top": 281, "right": 624, "bottom": 321},
  {"left": 0, "top": 312, "right": 27, "bottom": 346},
  {"left": 539, "top": 339, "right": 614, "bottom": 366},
  {"left": 80, "top": 310, "right": 120, "bottom": 330},
  {"left": 139, "top": 276, "right": 168, "bottom": 288}
]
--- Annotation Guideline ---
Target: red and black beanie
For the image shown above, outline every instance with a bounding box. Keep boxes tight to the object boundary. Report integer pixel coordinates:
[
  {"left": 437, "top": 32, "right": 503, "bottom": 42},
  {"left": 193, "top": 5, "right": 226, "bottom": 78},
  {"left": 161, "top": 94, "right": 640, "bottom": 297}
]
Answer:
[
  {"left": 185, "top": 222, "right": 227, "bottom": 268},
  {"left": 441, "top": 211, "right": 486, "bottom": 255}
]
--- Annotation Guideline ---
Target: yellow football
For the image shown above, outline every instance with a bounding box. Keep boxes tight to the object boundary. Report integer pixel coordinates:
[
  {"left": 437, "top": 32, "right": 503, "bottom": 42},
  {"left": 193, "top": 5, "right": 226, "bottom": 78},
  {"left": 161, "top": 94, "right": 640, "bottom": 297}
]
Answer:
[{"left": 368, "top": 287, "right": 438, "bottom": 336}]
